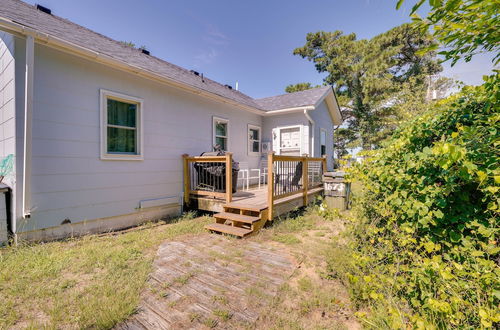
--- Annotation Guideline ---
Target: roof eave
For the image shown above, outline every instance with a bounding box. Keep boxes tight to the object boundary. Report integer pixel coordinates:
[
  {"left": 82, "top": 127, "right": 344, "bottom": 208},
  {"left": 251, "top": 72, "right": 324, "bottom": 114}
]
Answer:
[
  {"left": 0, "top": 16, "right": 265, "bottom": 115},
  {"left": 316, "top": 87, "right": 343, "bottom": 125},
  {"left": 263, "top": 88, "right": 343, "bottom": 125}
]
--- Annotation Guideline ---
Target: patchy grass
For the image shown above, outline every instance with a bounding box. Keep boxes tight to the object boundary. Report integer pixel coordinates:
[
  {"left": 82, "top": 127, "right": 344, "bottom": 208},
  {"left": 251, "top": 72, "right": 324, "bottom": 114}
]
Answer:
[
  {"left": 0, "top": 213, "right": 211, "bottom": 329},
  {"left": 0, "top": 202, "right": 361, "bottom": 329},
  {"left": 252, "top": 204, "right": 361, "bottom": 329},
  {"left": 244, "top": 286, "right": 268, "bottom": 300},
  {"left": 297, "top": 276, "right": 313, "bottom": 292},
  {"left": 272, "top": 233, "right": 301, "bottom": 245}
]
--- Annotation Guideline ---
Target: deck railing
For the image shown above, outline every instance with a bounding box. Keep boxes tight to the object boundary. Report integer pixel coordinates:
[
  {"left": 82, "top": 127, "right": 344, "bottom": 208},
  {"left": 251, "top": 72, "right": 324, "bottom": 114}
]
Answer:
[
  {"left": 267, "top": 153, "right": 326, "bottom": 218},
  {"left": 182, "top": 153, "right": 233, "bottom": 205},
  {"left": 183, "top": 152, "right": 326, "bottom": 213}
]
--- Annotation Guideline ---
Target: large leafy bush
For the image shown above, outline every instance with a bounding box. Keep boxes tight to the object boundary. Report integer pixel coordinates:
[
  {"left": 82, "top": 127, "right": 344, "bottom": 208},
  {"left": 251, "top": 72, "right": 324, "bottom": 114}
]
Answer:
[{"left": 330, "top": 78, "right": 499, "bottom": 328}]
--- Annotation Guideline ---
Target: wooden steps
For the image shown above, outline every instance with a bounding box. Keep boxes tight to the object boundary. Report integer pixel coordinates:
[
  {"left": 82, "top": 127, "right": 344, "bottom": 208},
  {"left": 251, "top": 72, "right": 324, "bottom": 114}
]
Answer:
[
  {"left": 213, "top": 212, "right": 260, "bottom": 224},
  {"left": 223, "top": 202, "right": 268, "bottom": 212},
  {"left": 204, "top": 204, "right": 270, "bottom": 238},
  {"left": 204, "top": 223, "right": 253, "bottom": 237}
]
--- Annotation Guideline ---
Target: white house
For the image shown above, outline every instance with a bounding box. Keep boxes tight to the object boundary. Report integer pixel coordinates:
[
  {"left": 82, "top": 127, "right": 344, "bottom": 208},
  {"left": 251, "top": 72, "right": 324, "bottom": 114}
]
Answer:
[{"left": 0, "top": 0, "right": 342, "bottom": 242}]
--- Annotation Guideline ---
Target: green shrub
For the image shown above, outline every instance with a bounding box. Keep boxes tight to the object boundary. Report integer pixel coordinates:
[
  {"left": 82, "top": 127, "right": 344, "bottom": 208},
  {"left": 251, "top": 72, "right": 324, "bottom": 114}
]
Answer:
[{"left": 330, "top": 78, "right": 499, "bottom": 328}]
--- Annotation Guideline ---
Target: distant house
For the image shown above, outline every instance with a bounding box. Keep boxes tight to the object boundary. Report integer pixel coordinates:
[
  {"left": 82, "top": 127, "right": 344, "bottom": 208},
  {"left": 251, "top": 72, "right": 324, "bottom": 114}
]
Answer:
[{"left": 0, "top": 0, "right": 342, "bottom": 242}]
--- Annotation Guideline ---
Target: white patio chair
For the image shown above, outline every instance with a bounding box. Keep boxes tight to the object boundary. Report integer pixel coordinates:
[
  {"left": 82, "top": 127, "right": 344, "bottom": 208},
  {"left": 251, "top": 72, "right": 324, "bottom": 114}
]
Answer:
[
  {"left": 260, "top": 158, "right": 268, "bottom": 185},
  {"left": 237, "top": 164, "right": 249, "bottom": 190},
  {"left": 239, "top": 162, "right": 261, "bottom": 190}
]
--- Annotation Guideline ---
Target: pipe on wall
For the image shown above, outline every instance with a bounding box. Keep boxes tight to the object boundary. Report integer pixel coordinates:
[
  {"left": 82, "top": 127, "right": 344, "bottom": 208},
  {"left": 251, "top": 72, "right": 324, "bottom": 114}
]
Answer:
[
  {"left": 304, "top": 109, "right": 315, "bottom": 157},
  {"left": 22, "top": 35, "right": 34, "bottom": 219}
]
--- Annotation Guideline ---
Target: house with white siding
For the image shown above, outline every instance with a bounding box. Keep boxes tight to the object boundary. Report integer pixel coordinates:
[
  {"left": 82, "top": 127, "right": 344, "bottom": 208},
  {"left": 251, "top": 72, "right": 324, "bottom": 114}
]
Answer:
[{"left": 0, "top": 0, "right": 342, "bottom": 242}]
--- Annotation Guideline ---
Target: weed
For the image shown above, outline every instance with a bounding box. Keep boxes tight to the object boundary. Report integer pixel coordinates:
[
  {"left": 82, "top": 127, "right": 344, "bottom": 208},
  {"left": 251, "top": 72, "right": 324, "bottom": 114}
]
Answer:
[
  {"left": 189, "top": 312, "right": 201, "bottom": 322},
  {"left": 203, "top": 317, "right": 218, "bottom": 328},
  {"left": 297, "top": 277, "right": 313, "bottom": 292},
  {"left": 212, "top": 309, "right": 232, "bottom": 321},
  {"left": 211, "top": 295, "right": 228, "bottom": 305},
  {"left": 172, "top": 272, "right": 195, "bottom": 286}
]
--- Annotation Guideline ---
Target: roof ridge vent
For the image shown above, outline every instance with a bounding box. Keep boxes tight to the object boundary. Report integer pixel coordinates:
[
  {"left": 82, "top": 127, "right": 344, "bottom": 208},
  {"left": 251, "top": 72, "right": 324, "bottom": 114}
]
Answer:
[
  {"left": 36, "top": 4, "right": 52, "bottom": 15},
  {"left": 140, "top": 48, "right": 150, "bottom": 55},
  {"left": 190, "top": 70, "right": 200, "bottom": 76},
  {"left": 224, "top": 84, "right": 233, "bottom": 90}
]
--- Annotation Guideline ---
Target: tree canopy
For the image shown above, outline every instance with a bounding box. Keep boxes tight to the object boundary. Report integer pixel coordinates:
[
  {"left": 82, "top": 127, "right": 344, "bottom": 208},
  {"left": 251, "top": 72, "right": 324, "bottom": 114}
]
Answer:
[
  {"left": 397, "top": 0, "right": 500, "bottom": 65},
  {"left": 294, "top": 23, "right": 442, "bottom": 149},
  {"left": 285, "top": 82, "right": 321, "bottom": 93},
  {"left": 333, "top": 127, "right": 356, "bottom": 159}
]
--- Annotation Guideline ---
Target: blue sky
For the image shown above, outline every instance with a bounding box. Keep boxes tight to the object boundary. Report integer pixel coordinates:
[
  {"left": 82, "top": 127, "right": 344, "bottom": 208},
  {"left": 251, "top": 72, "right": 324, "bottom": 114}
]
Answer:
[{"left": 26, "top": 0, "right": 496, "bottom": 98}]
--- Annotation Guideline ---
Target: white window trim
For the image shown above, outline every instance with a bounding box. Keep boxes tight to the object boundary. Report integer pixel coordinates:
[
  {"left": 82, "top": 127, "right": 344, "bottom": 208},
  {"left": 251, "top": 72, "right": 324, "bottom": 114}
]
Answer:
[
  {"left": 247, "top": 124, "right": 261, "bottom": 156},
  {"left": 320, "top": 128, "right": 327, "bottom": 156},
  {"left": 212, "top": 116, "right": 229, "bottom": 151},
  {"left": 100, "top": 89, "right": 144, "bottom": 161}
]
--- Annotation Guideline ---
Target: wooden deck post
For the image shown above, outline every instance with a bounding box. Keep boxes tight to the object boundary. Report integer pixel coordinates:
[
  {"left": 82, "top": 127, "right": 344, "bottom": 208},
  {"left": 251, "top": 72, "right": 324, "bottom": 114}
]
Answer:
[
  {"left": 226, "top": 152, "right": 233, "bottom": 203},
  {"left": 267, "top": 152, "right": 274, "bottom": 220},
  {"left": 182, "top": 154, "right": 190, "bottom": 205},
  {"left": 302, "top": 157, "right": 308, "bottom": 206}
]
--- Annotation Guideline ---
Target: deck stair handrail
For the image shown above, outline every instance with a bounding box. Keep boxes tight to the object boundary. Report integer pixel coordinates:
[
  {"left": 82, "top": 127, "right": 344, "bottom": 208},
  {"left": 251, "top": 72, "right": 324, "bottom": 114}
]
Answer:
[
  {"left": 267, "top": 152, "right": 326, "bottom": 219},
  {"left": 182, "top": 153, "right": 233, "bottom": 205}
]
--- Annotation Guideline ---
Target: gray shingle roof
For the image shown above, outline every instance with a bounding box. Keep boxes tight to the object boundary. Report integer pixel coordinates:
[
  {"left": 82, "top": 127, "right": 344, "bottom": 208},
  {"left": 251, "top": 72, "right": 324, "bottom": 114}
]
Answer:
[
  {"left": 255, "top": 86, "right": 331, "bottom": 110},
  {"left": 0, "top": 0, "right": 332, "bottom": 111}
]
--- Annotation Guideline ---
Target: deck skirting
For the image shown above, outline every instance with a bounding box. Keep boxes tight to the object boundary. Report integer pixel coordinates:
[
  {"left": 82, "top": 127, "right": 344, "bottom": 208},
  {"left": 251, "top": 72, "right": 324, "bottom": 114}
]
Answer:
[{"left": 190, "top": 186, "right": 323, "bottom": 217}]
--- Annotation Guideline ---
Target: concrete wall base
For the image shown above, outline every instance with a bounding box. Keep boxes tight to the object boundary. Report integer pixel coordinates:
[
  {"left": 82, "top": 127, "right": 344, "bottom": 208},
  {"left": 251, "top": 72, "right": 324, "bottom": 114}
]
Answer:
[{"left": 17, "top": 203, "right": 181, "bottom": 242}]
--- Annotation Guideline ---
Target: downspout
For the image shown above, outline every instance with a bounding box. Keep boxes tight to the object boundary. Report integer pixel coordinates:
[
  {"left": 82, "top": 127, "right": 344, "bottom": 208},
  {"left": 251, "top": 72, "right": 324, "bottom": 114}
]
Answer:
[
  {"left": 22, "top": 35, "right": 34, "bottom": 218},
  {"left": 304, "top": 109, "right": 315, "bottom": 157}
]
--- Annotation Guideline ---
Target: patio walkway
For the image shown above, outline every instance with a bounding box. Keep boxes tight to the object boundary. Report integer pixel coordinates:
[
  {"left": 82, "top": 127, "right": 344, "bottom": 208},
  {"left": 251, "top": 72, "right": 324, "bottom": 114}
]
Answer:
[{"left": 116, "top": 234, "right": 295, "bottom": 329}]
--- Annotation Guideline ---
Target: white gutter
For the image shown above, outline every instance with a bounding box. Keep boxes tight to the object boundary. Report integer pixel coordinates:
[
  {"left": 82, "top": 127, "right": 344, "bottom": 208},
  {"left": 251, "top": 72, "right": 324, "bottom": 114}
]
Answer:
[
  {"left": 264, "top": 105, "right": 315, "bottom": 116},
  {"left": 304, "top": 109, "right": 315, "bottom": 157},
  {"left": 22, "top": 35, "right": 34, "bottom": 218},
  {"left": 0, "top": 17, "right": 265, "bottom": 116}
]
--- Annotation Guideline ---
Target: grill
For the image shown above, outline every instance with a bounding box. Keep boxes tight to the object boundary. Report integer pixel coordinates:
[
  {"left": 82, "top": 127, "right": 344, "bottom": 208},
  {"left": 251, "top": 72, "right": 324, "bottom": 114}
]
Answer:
[{"left": 193, "top": 151, "right": 239, "bottom": 193}]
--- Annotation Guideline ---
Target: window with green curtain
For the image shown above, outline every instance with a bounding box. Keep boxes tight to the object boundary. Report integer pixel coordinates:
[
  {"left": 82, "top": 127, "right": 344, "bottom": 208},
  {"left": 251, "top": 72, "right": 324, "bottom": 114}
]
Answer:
[{"left": 107, "top": 98, "right": 137, "bottom": 154}]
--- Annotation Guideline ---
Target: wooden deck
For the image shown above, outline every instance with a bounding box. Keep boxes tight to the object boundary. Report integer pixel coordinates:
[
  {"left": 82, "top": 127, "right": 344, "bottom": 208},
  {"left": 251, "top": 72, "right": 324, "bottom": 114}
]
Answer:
[{"left": 184, "top": 153, "right": 326, "bottom": 237}]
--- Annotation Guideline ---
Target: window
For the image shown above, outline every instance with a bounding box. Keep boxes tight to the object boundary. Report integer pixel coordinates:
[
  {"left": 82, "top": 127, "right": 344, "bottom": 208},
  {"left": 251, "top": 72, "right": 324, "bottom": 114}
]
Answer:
[
  {"left": 100, "top": 90, "right": 143, "bottom": 160},
  {"left": 213, "top": 117, "right": 229, "bottom": 151},
  {"left": 320, "top": 128, "right": 327, "bottom": 156},
  {"left": 248, "top": 124, "right": 261, "bottom": 155}
]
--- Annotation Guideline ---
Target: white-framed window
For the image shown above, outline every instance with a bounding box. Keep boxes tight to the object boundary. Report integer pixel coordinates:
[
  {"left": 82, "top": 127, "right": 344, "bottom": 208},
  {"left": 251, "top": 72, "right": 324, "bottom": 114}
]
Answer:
[
  {"left": 320, "top": 128, "right": 327, "bottom": 156},
  {"left": 213, "top": 116, "right": 229, "bottom": 151},
  {"left": 248, "top": 124, "right": 261, "bottom": 156},
  {"left": 100, "top": 89, "right": 143, "bottom": 160}
]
